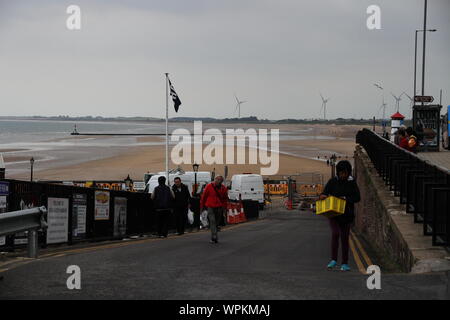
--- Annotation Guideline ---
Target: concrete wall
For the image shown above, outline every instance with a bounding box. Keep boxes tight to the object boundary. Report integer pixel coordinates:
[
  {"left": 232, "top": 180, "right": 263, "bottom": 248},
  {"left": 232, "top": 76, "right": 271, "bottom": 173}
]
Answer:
[{"left": 353, "top": 145, "right": 415, "bottom": 272}]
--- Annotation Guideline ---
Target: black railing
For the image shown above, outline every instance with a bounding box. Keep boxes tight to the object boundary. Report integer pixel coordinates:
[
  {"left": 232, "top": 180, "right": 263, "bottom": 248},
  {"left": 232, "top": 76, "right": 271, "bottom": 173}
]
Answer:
[{"left": 356, "top": 129, "right": 450, "bottom": 246}]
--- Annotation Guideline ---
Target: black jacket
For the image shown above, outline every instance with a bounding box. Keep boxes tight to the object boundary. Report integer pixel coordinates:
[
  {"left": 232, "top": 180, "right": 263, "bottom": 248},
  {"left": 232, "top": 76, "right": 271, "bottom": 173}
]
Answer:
[
  {"left": 152, "top": 185, "right": 173, "bottom": 210},
  {"left": 321, "top": 176, "right": 361, "bottom": 225},
  {"left": 172, "top": 183, "right": 191, "bottom": 209}
]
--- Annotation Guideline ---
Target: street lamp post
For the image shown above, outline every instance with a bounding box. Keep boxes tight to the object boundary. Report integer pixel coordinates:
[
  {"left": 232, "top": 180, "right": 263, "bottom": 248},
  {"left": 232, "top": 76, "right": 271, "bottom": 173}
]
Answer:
[
  {"left": 124, "top": 174, "right": 133, "bottom": 191},
  {"left": 414, "top": 28, "right": 436, "bottom": 100},
  {"left": 192, "top": 163, "right": 199, "bottom": 196},
  {"left": 30, "top": 157, "right": 35, "bottom": 182}
]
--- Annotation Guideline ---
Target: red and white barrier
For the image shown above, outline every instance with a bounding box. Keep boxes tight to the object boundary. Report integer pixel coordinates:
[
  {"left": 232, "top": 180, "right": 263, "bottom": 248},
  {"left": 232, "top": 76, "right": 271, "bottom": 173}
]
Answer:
[{"left": 227, "top": 201, "right": 247, "bottom": 224}]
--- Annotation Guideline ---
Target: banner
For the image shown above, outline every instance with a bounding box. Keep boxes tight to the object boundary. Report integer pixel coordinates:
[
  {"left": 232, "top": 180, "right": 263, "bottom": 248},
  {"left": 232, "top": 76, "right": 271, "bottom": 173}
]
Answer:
[
  {"left": 72, "top": 193, "right": 87, "bottom": 239},
  {"left": 95, "top": 191, "right": 110, "bottom": 220},
  {"left": 46, "top": 197, "right": 69, "bottom": 244},
  {"left": 114, "top": 197, "right": 127, "bottom": 237}
]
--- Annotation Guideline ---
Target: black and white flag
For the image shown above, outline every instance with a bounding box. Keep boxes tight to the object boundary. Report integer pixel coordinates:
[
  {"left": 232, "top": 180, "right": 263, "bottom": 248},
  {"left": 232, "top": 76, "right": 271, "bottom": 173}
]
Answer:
[{"left": 168, "top": 78, "right": 182, "bottom": 112}]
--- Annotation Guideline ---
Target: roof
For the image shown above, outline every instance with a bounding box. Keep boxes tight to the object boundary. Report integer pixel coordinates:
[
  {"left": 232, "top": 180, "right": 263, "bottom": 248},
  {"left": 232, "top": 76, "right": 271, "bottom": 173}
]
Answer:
[{"left": 391, "top": 112, "right": 405, "bottom": 119}]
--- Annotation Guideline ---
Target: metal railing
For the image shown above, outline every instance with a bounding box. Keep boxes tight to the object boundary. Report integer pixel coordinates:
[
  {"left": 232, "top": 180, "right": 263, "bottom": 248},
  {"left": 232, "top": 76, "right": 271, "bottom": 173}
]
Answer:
[
  {"left": 356, "top": 128, "right": 450, "bottom": 246},
  {"left": 0, "top": 207, "right": 47, "bottom": 258}
]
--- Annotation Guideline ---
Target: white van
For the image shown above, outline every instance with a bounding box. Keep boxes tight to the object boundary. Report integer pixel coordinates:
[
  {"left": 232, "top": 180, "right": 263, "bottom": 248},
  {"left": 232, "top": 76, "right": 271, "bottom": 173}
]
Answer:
[
  {"left": 228, "top": 174, "right": 265, "bottom": 208},
  {"left": 147, "top": 171, "right": 211, "bottom": 195}
]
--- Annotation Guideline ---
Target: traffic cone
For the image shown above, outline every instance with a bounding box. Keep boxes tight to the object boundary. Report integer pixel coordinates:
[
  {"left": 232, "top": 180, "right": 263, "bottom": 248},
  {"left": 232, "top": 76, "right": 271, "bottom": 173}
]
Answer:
[{"left": 239, "top": 202, "right": 247, "bottom": 222}]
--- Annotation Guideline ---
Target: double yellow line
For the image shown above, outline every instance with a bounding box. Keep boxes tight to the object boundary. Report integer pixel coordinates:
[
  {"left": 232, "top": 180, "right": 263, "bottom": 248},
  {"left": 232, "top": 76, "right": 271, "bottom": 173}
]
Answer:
[{"left": 349, "top": 231, "right": 373, "bottom": 274}]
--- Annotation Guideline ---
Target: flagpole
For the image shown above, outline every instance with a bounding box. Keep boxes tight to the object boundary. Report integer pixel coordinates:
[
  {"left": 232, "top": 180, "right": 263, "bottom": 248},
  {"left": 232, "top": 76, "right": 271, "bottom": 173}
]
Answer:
[{"left": 165, "top": 73, "right": 169, "bottom": 185}]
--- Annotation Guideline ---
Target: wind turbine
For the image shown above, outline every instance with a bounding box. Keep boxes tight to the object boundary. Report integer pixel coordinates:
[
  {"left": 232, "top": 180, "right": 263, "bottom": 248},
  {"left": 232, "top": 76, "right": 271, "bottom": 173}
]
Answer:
[
  {"left": 234, "top": 94, "right": 247, "bottom": 119},
  {"left": 391, "top": 92, "right": 402, "bottom": 112},
  {"left": 319, "top": 93, "right": 330, "bottom": 120},
  {"left": 402, "top": 92, "right": 414, "bottom": 119},
  {"left": 378, "top": 97, "right": 387, "bottom": 121}
]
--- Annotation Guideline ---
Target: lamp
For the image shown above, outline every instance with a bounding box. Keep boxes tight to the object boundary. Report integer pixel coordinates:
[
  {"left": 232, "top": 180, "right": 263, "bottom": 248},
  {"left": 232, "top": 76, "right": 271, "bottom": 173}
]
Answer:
[
  {"left": 192, "top": 163, "right": 199, "bottom": 196},
  {"left": 124, "top": 174, "right": 133, "bottom": 191}
]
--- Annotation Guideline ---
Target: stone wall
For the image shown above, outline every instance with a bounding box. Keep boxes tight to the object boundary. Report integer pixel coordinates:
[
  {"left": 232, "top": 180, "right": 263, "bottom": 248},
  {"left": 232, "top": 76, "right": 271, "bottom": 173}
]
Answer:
[{"left": 353, "top": 145, "right": 415, "bottom": 272}]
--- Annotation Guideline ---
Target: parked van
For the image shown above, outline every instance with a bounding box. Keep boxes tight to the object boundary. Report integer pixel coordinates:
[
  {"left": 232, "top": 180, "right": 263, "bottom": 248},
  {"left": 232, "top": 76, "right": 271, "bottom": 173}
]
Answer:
[
  {"left": 147, "top": 171, "right": 211, "bottom": 195},
  {"left": 228, "top": 174, "right": 265, "bottom": 208}
]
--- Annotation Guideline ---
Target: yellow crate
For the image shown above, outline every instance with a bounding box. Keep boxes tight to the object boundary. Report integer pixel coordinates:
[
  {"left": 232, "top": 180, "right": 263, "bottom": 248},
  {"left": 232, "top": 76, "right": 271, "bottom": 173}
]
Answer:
[{"left": 315, "top": 196, "right": 346, "bottom": 218}]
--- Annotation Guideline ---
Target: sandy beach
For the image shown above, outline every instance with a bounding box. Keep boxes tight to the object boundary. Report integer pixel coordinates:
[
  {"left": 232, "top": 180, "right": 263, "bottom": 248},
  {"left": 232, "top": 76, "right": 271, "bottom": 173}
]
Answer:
[{"left": 2, "top": 123, "right": 375, "bottom": 182}]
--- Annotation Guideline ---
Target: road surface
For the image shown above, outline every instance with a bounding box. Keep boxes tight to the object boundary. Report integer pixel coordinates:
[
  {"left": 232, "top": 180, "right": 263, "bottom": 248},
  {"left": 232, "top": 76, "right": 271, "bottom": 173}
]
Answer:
[{"left": 0, "top": 210, "right": 448, "bottom": 299}]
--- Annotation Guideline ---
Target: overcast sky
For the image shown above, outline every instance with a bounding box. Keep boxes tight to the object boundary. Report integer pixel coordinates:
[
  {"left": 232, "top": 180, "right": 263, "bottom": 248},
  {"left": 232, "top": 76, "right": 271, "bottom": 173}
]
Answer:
[{"left": 0, "top": 0, "right": 449, "bottom": 120}]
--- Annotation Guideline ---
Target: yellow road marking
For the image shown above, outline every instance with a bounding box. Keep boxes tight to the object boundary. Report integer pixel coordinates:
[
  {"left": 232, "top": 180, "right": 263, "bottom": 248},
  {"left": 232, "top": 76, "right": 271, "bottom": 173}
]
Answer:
[
  {"left": 349, "top": 236, "right": 366, "bottom": 274},
  {"left": 350, "top": 232, "right": 373, "bottom": 267}
]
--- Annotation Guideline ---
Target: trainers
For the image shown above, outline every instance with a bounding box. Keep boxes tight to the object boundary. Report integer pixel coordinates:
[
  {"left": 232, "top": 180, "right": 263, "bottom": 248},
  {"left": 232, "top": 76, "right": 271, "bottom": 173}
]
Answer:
[
  {"left": 340, "top": 264, "right": 351, "bottom": 272},
  {"left": 327, "top": 260, "right": 338, "bottom": 269}
]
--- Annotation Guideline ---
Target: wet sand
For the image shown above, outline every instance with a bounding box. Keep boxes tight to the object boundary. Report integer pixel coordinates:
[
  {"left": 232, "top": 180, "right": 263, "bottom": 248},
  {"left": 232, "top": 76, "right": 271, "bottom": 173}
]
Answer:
[{"left": 4, "top": 123, "right": 371, "bottom": 181}]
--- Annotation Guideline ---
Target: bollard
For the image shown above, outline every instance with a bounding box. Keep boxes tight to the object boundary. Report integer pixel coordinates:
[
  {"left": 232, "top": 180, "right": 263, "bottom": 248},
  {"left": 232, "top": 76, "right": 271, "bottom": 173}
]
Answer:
[{"left": 27, "top": 229, "right": 38, "bottom": 258}]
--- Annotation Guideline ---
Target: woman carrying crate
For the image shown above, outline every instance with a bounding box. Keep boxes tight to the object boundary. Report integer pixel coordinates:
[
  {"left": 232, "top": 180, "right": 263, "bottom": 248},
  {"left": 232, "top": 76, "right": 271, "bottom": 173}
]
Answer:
[{"left": 319, "top": 160, "right": 361, "bottom": 271}]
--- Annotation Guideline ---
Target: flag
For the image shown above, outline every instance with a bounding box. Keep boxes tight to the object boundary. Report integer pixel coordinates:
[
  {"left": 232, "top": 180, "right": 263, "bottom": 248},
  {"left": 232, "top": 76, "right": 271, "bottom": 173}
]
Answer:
[{"left": 168, "top": 78, "right": 182, "bottom": 112}]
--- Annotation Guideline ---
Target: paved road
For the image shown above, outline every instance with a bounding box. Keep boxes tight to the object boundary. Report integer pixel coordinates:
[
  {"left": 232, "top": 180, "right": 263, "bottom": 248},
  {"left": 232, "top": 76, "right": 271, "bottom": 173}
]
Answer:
[{"left": 0, "top": 210, "right": 448, "bottom": 299}]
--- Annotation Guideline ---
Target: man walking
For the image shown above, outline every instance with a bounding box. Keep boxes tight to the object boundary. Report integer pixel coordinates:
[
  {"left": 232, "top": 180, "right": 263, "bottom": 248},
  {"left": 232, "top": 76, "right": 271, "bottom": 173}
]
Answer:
[
  {"left": 200, "top": 176, "right": 228, "bottom": 244},
  {"left": 172, "top": 177, "right": 191, "bottom": 235},
  {"left": 151, "top": 176, "right": 174, "bottom": 238}
]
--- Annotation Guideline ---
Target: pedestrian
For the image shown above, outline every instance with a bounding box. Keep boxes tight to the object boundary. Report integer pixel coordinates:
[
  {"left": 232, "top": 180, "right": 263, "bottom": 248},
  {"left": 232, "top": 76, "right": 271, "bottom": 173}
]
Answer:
[
  {"left": 172, "top": 177, "right": 191, "bottom": 235},
  {"left": 151, "top": 176, "right": 174, "bottom": 238},
  {"left": 326, "top": 159, "right": 330, "bottom": 166},
  {"left": 393, "top": 126, "right": 405, "bottom": 145},
  {"left": 319, "top": 160, "right": 361, "bottom": 272},
  {"left": 200, "top": 175, "right": 228, "bottom": 244},
  {"left": 405, "top": 127, "right": 418, "bottom": 153},
  {"left": 398, "top": 128, "right": 409, "bottom": 150}
]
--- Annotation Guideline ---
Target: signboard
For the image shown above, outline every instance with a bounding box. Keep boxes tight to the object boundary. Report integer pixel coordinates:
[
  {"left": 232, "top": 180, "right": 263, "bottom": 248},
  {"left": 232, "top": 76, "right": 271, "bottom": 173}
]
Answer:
[
  {"left": 413, "top": 105, "right": 442, "bottom": 152},
  {"left": 72, "top": 193, "right": 87, "bottom": 239},
  {"left": 46, "top": 197, "right": 69, "bottom": 244},
  {"left": 414, "top": 96, "right": 434, "bottom": 103},
  {"left": 0, "top": 182, "right": 9, "bottom": 246},
  {"left": 132, "top": 181, "right": 146, "bottom": 192},
  {"left": 114, "top": 197, "right": 127, "bottom": 237},
  {"left": 95, "top": 191, "right": 110, "bottom": 220}
]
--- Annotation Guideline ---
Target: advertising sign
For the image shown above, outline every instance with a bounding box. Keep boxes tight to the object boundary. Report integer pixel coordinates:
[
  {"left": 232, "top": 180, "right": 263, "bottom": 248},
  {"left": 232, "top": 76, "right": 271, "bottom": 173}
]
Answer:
[
  {"left": 95, "top": 191, "right": 110, "bottom": 220},
  {"left": 413, "top": 105, "right": 442, "bottom": 151},
  {"left": 46, "top": 197, "right": 69, "bottom": 244},
  {"left": 114, "top": 197, "right": 127, "bottom": 237},
  {"left": 72, "top": 193, "right": 87, "bottom": 239}
]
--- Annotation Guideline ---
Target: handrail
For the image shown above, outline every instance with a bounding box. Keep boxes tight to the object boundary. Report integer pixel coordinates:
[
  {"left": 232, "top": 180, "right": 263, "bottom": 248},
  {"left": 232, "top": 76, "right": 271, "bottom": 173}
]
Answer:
[{"left": 0, "top": 206, "right": 47, "bottom": 258}]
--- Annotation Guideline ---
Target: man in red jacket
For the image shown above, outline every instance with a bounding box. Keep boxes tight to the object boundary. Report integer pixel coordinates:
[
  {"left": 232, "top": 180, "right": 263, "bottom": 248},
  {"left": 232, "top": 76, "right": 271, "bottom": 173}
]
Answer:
[{"left": 200, "top": 175, "right": 228, "bottom": 243}]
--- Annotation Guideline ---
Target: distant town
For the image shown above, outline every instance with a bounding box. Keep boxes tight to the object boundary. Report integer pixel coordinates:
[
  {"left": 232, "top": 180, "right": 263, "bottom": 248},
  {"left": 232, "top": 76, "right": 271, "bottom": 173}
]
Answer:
[{"left": 0, "top": 115, "right": 406, "bottom": 126}]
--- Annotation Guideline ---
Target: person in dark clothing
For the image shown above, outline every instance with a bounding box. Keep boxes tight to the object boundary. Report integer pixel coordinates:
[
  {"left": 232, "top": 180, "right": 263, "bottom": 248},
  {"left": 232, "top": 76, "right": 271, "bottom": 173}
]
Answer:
[
  {"left": 151, "top": 176, "right": 175, "bottom": 238},
  {"left": 319, "top": 160, "right": 361, "bottom": 272},
  {"left": 172, "top": 177, "right": 191, "bottom": 235}
]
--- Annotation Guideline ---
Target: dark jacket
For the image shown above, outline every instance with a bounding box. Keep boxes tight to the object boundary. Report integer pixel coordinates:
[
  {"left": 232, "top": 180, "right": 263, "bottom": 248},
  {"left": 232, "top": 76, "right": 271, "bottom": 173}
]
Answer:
[
  {"left": 321, "top": 176, "right": 361, "bottom": 225},
  {"left": 152, "top": 184, "right": 174, "bottom": 210},
  {"left": 172, "top": 183, "right": 191, "bottom": 209}
]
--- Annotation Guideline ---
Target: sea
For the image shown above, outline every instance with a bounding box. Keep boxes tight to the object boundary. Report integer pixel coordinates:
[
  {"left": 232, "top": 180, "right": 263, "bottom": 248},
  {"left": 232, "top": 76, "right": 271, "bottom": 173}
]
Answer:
[{"left": 0, "top": 119, "right": 346, "bottom": 177}]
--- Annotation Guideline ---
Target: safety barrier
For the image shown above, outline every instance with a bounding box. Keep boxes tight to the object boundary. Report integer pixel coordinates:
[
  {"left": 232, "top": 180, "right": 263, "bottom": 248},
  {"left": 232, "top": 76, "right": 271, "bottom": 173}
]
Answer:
[
  {"left": 226, "top": 201, "right": 247, "bottom": 224},
  {"left": 356, "top": 128, "right": 450, "bottom": 246},
  {"left": 0, "top": 207, "right": 47, "bottom": 258}
]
